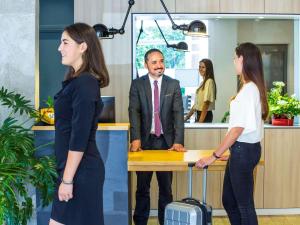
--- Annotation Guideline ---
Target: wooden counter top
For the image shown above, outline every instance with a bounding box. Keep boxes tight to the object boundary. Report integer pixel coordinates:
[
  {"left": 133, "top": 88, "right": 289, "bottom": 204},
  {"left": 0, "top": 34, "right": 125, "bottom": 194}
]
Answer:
[
  {"left": 32, "top": 123, "right": 130, "bottom": 131},
  {"left": 128, "top": 150, "right": 264, "bottom": 171},
  {"left": 128, "top": 150, "right": 227, "bottom": 171},
  {"left": 184, "top": 123, "right": 300, "bottom": 129}
]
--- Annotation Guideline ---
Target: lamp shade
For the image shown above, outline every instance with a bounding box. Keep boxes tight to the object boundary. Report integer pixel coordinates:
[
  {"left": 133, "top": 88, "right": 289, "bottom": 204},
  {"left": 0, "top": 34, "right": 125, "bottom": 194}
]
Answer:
[
  {"left": 93, "top": 24, "right": 110, "bottom": 38},
  {"left": 176, "top": 42, "right": 188, "bottom": 51},
  {"left": 167, "top": 41, "right": 188, "bottom": 51},
  {"left": 185, "top": 20, "right": 208, "bottom": 37}
]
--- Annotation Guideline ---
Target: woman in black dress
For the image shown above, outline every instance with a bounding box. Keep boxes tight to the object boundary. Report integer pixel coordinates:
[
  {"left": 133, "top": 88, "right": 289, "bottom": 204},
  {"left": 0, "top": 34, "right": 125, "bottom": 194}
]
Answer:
[{"left": 49, "top": 23, "right": 109, "bottom": 225}]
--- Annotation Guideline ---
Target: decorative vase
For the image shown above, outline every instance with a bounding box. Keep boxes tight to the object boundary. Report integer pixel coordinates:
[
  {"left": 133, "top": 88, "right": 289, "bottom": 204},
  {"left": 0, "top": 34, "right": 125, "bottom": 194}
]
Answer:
[
  {"left": 271, "top": 115, "right": 294, "bottom": 126},
  {"left": 40, "top": 107, "right": 55, "bottom": 125}
]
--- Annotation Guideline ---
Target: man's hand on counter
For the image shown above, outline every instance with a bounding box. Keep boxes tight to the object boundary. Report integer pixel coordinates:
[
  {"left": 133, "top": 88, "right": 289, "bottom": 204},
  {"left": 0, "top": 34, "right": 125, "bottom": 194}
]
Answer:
[
  {"left": 168, "top": 143, "right": 186, "bottom": 152},
  {"left": 130, "top": 139, "right": 143, "bottom": 152}
]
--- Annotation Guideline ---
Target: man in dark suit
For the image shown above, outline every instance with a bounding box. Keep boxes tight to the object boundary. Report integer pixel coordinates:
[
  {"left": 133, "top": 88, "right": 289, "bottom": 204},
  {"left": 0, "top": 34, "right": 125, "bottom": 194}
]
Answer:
[{"left": 129, "top": 48, "right": 185, "bottom": 225}]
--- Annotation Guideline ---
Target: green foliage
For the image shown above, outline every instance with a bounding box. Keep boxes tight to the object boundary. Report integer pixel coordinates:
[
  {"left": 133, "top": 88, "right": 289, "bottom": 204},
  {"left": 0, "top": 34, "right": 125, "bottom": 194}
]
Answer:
[
  {"left": 221, "top": 111, "right": 230, "bottom": 123},
  {"left": 0, "top": 87, "right": 38, "bottom": 118},
  {"left": 44, "top": 96, "right": 54, "bottom": 108},
  {"left": 268, "top": 81, "right": 300, "bottom": 119},
  {"left": 136, "top": 26, "right": 186, "bottom": 70},
  {"left": 0, "top": 87, "right": 57, "bottom": 225}
]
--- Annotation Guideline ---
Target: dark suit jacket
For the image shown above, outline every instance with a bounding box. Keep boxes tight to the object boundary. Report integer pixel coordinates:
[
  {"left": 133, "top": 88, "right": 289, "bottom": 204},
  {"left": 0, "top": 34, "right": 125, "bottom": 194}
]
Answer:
[{"left": 129, "top": 74, "right": 184, "bottom": 148}]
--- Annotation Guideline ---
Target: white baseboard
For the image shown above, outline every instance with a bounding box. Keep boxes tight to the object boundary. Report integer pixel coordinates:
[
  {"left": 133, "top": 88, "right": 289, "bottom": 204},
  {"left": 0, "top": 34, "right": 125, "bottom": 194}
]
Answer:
[{"left": 149, "top": 208, "right": 300, "bottom": 217}]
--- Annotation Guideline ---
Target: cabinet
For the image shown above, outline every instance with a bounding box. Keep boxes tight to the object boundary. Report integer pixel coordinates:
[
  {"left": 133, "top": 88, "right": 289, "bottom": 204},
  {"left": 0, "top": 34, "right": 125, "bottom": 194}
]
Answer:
[
  {"left": 264, "top": 128, "right": 300, "bottom": 208},
  {"left": 265, "top": 0, "right": 300, "bottom": 13}
]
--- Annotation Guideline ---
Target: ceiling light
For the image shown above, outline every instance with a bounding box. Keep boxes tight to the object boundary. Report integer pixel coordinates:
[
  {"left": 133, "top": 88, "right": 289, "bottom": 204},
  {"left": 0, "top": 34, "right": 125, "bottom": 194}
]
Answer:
[
  {"left": 93, "top": 0, "right": 135, "bottom": 39},
  {"left": 154, "top": 20, "right": 188, "bottom": 52},
  {"left": 159, "top": 0, "right": 208, "bottom": 37}
]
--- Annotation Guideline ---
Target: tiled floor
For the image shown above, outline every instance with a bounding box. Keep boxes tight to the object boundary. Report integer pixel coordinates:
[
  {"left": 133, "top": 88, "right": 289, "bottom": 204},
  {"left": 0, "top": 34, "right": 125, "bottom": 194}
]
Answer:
[{"left": 145, "top": 215, "right": 300, "bottom": 225}]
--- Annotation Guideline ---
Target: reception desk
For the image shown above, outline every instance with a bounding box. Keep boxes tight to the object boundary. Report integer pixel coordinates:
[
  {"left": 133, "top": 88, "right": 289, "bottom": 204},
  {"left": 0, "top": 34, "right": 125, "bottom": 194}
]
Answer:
[
  {"left": 32, "top": 123, "right": 130, "bottom": 225},
  {"left": 129, "top": 123, "right": 300, "bottom": 213},
  {"left": 129, "top": 149, "right": 263, "bottom": 214},
  {"left": 33, "top": 122, "right": 300, "bottom": 224}
]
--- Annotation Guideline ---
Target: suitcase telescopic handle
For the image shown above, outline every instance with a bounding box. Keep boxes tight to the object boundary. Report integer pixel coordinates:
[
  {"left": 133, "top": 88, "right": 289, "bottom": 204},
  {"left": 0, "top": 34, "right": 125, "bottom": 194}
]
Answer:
[{"left": 187, "top": 162, "right": 208, "bottom": 203}]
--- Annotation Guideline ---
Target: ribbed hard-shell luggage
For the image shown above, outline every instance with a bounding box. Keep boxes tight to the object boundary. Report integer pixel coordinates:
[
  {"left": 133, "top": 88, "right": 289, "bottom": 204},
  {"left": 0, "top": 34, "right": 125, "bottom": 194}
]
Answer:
[{"left": 164, "top": 162, "right": 212, "bottom": 225}]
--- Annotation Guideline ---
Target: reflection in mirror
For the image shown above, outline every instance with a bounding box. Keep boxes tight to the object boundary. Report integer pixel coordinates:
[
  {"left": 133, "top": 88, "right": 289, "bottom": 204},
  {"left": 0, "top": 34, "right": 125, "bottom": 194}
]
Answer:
[{"left": 132, "top": 14, "right": 300, "bottom": 123}]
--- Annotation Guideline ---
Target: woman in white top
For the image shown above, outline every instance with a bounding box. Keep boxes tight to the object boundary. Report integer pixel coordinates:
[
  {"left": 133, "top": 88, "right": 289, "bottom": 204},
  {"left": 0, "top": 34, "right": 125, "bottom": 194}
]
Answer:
[
  {"left": 184, "top": 59, "right": 217, "bottom": 123},
  {"left": 196, "top": 43, "right": 269, "bottom": 225}
]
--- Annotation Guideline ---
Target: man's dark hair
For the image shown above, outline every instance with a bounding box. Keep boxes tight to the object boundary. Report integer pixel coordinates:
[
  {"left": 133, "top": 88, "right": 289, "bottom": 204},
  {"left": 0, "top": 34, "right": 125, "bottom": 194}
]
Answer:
[{"left": 144, "top": 48, "right": 163, "bottom": 62}]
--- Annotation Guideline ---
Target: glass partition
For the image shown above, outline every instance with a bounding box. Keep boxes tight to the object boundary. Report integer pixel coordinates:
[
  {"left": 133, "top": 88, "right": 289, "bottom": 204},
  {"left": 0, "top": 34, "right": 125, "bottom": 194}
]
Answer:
[{"left": 132, "top": 13, "right": 300, "bottom": 122}]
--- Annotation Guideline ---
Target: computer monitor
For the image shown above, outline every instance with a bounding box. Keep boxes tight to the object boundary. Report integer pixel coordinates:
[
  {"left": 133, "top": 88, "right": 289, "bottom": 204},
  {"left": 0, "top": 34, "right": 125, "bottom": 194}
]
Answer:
[{"left": 98, "top": 96, "right": 115, "bottom": 123}]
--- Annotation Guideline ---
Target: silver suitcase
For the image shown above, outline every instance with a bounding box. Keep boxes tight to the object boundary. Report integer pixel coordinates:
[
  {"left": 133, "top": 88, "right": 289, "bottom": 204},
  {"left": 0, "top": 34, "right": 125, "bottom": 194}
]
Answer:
[{"left": 164, "top": 163, "right": 212, "bottom": 225}]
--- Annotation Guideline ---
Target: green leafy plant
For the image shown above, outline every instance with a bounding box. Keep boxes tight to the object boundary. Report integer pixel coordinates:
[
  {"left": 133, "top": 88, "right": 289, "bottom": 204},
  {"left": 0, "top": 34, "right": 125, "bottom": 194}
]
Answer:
[
  {"left": 268, "top": 81, "right": 300, "bottom": 119},
  {"left": 221, "top": 111, "right": 230, "bottom": 123},
  {"left": 0, "top": 87, "right": 57, "bottom": 225},
  {"left": 44, "top": 96, "right": 54, "bottom": 108}
]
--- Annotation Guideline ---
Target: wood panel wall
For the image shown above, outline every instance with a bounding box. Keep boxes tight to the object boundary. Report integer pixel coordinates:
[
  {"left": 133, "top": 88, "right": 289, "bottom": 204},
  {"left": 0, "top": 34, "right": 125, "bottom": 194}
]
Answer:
[{"left": 264, "top": 129, "right": 300, "bottom": 208}]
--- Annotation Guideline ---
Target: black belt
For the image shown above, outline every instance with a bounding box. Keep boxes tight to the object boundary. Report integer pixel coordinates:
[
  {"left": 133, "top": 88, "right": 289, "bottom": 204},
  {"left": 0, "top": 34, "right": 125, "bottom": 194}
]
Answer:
[{"left": 150, "top": 133, "right": 164, "bottom": 138}]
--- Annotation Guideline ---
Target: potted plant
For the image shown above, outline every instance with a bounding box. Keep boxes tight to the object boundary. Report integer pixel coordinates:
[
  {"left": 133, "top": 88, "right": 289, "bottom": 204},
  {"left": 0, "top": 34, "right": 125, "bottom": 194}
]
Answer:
[
  {"left": 268, "top": 81, "right": 300, "bottom": 126},
  {"left": 39, "top": 96, "right": 55, "bottom": 125},
  {"left": 0, "top": 87, "right": 57, "bottom": 225}
]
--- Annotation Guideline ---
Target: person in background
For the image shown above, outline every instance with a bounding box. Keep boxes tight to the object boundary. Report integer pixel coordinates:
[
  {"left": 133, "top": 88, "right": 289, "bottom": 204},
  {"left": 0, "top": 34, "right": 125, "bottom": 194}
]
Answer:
[
  {"left": 49, "top": 23, "right": 109, "bottom": 225},
  {"left": 184, "top": 58, "right": 217, "bottom": 123},
  {"left": 129, "top": 48, "right": 185, "bottom": 225},
  {"left": 196, "top": 42, "right": 269, "bottom": 225}
]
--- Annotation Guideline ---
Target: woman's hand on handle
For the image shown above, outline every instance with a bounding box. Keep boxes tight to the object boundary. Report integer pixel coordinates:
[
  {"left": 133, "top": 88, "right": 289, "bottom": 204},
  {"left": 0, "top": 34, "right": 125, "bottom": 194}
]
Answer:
[{"left": 195, "top": 155, "right": 216, "bottom": 168}]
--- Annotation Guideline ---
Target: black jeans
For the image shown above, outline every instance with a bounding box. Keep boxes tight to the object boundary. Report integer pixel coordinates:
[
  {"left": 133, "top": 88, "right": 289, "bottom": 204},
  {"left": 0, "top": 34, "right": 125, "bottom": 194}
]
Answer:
[
  {"left": 133, "top": 135, "right": 173, "bottom": 225},
  {"left": 195, "top": 110, "right": 213, "bottom": 122},
  {"left": 222, "top": 141, "right": 261, "bottom": 225}
]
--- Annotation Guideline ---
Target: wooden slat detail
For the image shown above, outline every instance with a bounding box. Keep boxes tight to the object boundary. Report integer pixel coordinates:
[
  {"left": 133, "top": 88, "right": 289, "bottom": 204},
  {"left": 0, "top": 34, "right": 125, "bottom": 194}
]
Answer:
[
  {"left": 265, "top": 0, "right": 300, "bottom": 13},
  {"left": 264, "top": 129, "right": 300, "bottom": 208},
  {"left": 175, "top": 0, "right": 219, "bottom": 13},
  {"left": 220, "top": 0, "right": 264, "bottom": 13}
]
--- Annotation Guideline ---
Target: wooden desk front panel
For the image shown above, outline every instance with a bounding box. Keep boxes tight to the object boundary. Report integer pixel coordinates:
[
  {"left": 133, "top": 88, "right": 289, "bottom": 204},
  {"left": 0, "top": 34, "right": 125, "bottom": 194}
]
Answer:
[
  {"left": 180, "top": 129, "right": 222, "bottom": 208},
  {"left": 131, "top": 129, "right": 223, "bottom": 209},
  {"left": 264, "top": 129, "right": 300, "bottom": 208}
]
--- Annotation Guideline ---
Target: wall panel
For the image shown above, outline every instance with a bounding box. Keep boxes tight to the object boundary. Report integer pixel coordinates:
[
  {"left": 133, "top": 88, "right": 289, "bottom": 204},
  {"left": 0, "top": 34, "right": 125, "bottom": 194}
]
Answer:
[
  {"left": 220, "top": 0, "right": 264, "bottom": 13},
  {"left": 264, "top": 129, "right": 300, "bottom": 208},
  {"left": 175, "top": 0, "right": 219, "bottom": 13},
  {"left": 265, "top": 0, "right": 300, "bottom": 13}
]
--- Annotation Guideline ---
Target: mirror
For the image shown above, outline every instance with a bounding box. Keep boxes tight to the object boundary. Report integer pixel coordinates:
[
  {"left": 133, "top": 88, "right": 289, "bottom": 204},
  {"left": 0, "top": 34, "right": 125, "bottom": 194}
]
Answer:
[{"left": 132, "top": 13, "right": 300, "bottom": 123}]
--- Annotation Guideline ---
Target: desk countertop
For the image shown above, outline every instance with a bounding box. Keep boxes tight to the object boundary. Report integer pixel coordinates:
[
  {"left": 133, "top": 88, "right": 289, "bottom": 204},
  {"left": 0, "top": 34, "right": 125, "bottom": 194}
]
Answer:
[
  {"left": 184, "top": 123, "right": 300, "bottom": 129},
  {"left": 128, "top": 150, "right": 232, "bottom": 171},
  {"left": 128, "top": 150, "right": 264, "bottom": 171},
  {"left": 32, "top": 123, "right": 130, "bottom": 131}
]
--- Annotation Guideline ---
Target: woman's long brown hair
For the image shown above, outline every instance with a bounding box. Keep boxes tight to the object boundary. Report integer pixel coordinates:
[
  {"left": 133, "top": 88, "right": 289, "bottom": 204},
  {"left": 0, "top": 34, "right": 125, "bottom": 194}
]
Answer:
[
  {"left": 63, "top": 23, "right": 109, "bottom": 88},
  {"left": 199, "top": 58, "right": 217, "bottom": 100},
  {"left": 235, "top": 42, "right": 269, "bottom": 120}
]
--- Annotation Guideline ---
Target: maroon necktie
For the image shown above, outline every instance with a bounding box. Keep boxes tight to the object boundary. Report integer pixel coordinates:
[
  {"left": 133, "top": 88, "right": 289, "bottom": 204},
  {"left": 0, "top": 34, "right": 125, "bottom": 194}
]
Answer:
[{"left": 154, "top": 80, "right": 161, "bottom": 137}]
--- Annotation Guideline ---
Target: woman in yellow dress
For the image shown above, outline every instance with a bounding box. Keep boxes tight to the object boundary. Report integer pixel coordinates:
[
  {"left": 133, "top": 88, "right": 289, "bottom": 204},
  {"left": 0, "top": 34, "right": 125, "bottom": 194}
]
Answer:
[{"left": 184, "top": 58, "right": 217, "bottom": 123}]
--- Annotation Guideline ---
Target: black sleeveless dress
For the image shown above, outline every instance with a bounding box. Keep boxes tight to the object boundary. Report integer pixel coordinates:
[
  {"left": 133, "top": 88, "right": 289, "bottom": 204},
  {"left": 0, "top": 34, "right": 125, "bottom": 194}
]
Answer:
[{"left": 51, "top": 73, "right": 105, "bottom": 225}]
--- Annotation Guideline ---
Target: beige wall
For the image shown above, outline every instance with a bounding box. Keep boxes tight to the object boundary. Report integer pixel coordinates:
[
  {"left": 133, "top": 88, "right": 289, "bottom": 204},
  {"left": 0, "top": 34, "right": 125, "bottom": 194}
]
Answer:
[
  {"left": 74, "top": 0, "right": 300, "bottom": 123},
  {"left": 238, "top": 20, "right": 294, "bottom": 94},
  {"left": 209, "top": 20, "right": 238, "bottom": 122}
]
